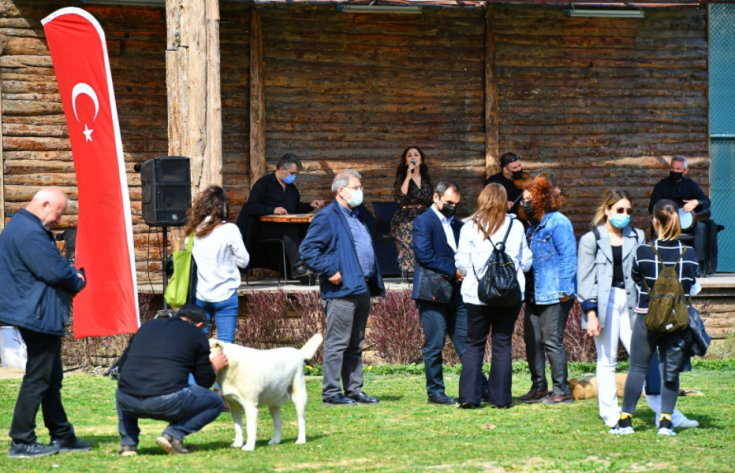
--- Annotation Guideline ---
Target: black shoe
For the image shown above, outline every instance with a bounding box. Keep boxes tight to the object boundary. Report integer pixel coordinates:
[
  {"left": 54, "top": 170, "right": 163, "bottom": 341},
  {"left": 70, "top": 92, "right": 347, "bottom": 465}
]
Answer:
[
  {"left": 50, "top": 437, "right": 91, "bottom": 453},
  {"left": 481, "top": 391, "right": 490, "bottom": 403},
  {"left": 292, "top": 263, "right": 313, "bottom": 279},
  {"left": 456, "top": 401, "right": 480, "bottom": 409},
  {"left": 347, "top": 391, "right": 380, "bottom": 404},
  {"left": 428, "top": 393, "right": 457, "bottom": 405},
  {"left": 518, "top": 390, "right": 549, "bottom": 404},
  {"left": 8, "top": 441, "right": 59, "bottom": 459},
  {"left": 323, "top": 393, "right": 357, "bottom": 406},
  {"left": 117, "top": 445, "right": 137, "bottom": 457},
  {"left": 156, "top": 433, "right": 189, "bottom": 455}
]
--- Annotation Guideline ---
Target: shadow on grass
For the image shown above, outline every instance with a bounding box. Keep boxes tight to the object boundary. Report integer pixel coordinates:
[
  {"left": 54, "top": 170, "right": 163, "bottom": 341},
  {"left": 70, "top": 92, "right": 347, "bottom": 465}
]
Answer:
[
  {"left": 378, "top": 395, "right": 404, "bottom": 402},
  {"left": 83, "top": 435, "right": 121, "bottom": 447},
  {"left": 136, "top": 434, "right": 329, "bottom": 455}
]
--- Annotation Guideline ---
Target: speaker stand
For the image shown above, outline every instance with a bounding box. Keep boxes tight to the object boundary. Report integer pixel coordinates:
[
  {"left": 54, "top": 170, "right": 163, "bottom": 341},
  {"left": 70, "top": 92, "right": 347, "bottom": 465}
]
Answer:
[{"left": 161, "top": 226, "right": 169, "bottom": 310}]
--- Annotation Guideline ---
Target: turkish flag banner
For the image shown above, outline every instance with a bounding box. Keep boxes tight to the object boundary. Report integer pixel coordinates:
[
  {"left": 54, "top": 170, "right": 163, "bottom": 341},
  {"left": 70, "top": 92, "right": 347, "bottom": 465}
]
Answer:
[{"left": 43, "top": 8, "right": 139, "bottom": 337}]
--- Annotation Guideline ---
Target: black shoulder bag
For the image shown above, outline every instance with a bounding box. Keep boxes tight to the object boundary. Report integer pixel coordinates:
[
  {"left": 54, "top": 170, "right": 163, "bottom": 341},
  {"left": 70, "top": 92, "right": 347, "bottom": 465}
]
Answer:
[{"left": 416, "top": 217, "right": 456, "bottom": 305}]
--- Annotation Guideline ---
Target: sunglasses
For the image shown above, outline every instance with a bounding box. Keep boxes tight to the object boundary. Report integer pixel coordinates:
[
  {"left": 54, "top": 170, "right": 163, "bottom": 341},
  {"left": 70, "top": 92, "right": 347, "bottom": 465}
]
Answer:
[
  {"left": 609, "top": 207, "right": 633, "bottom": 215},
  {"left": 502, "top": 155, "right": 520, "bottom": 167}
]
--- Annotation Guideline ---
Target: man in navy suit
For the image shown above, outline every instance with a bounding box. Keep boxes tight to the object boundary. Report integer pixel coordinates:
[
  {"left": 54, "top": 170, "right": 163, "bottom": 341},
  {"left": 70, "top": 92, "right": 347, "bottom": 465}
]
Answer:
[
  {"left": 412, "top": 181, "right": 488, "bottom": 405},
  {"left": 301, "top": 170, "right": 386, "bottom": 406}
]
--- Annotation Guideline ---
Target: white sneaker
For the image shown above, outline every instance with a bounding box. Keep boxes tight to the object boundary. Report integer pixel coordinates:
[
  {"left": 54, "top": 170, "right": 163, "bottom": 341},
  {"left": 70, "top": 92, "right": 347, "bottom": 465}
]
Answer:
[
  {"left": 609, "top": 423, "right": 635, "bottom": 435},
  {"left": 676, "top": 418, "right": 699, "bottom": 429},
  {"left": 658, "top": 427, "right": 677, "bottom": 436}
]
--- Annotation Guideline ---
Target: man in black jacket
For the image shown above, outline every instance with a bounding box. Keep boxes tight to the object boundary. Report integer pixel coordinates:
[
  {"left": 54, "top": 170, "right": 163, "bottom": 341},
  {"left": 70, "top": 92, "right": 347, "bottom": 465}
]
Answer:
[
  {"left": 484, "top": 152, "right": 524, "bottom": 215},
  {"left": 0, "top": 187, "right": 88, "bottom": 459},
  {"left": 236, "top": 153, "right": 325, "bottom": 278},
  {"left": 648, "top": 156, "right": 711, "bottom": 269},
  {"left": 115, "top": 305, "right": 229, "bottom": 456}
]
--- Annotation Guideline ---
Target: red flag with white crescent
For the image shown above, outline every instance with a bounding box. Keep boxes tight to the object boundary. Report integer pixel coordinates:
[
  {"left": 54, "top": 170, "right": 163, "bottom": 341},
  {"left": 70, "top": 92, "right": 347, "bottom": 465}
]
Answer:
[{"left": 42, "top": 8, "right": 139, "bottom": 337}]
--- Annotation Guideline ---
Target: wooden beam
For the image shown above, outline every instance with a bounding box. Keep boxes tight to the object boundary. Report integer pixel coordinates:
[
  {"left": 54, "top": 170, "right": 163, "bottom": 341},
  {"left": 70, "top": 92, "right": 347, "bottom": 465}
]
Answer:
[
  {"left": 0, "top": 36, "right": 5, "bottom": 231},
  {"left": 250, "top": 9, "right": 266, "bottom": 186},
  {"left": 165, "top": 0, "right": 222, "bottom": 194},
  {"left": 484, "top": 4, "right": 499, "bottom": 178}
]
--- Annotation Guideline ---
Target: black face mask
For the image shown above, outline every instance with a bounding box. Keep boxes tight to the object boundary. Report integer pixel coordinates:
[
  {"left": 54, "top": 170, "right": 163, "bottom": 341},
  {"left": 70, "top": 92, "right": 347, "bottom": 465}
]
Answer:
[
  {"left": 669, "top": 171, "right": 683, "bottom": 181},
  {"left": 439, "top": 202, "right": 456, "bottom": 219},
  {"left": 511, "top": 170, "right": 524, "bottom": 180},
  {"left": 522, "top": 200, "right": 534, "bottom": 219}
]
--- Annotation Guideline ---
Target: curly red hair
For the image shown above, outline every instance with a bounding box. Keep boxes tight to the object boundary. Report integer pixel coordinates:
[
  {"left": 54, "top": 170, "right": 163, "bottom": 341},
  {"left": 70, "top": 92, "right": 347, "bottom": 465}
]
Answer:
[{"left": 519, "top": 177, "right": 564, "bottom": 222}]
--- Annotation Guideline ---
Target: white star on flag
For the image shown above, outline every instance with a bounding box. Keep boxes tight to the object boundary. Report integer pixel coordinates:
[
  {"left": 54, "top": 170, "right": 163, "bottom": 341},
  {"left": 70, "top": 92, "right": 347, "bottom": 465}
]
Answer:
[{"left": 82, "top": 124, "right": 94, "bottom": 142}]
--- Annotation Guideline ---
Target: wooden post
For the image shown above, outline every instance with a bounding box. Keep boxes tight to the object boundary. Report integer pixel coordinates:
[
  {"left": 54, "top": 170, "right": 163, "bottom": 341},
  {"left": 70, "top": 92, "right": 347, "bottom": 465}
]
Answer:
[
  {"left": 484, "top": 5, "right": 499, "bottom": 178},
  {"left": 250, "top": 9, "right": 266, "bottom": 186},
  {"left": 166, "top": 0, "right": 222, "bottom": 193}
]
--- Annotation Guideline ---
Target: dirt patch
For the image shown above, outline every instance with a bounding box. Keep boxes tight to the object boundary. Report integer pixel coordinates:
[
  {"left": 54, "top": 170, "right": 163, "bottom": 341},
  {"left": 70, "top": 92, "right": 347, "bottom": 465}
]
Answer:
[{"left": 0, "top": 367, "right": 25, "bottom": 380}]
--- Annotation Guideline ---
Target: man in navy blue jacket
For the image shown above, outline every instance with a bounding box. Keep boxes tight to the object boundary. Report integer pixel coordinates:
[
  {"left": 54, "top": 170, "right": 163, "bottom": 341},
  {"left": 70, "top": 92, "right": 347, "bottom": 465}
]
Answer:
[
  {"left": 412, "top": 181, "right": 487, "bottom": 405},
  {"left": 301, "top": 170, "right": 386, "bottom": 406},
  {"left": 0, "top": 188, "right": 88, "bottom": 458}
]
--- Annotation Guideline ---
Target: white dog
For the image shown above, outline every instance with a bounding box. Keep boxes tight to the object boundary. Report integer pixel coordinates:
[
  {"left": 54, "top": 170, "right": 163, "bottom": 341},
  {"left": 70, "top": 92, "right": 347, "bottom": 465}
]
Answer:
[{"left": 209, "top": 334, "right": 323, "bottom": 451}]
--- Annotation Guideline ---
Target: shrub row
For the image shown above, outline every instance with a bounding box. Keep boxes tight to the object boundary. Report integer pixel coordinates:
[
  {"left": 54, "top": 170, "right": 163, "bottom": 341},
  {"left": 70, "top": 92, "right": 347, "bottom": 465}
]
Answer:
[{"left": 59, "top": 289, "right": 716, "bottom": 369}]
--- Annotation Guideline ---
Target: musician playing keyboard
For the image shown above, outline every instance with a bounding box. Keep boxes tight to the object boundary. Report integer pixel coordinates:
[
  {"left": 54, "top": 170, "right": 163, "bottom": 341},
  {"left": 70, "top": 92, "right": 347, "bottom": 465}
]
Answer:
[
  {"left": 236, "top": 153, "right": 325, "bottom": 279},
  {"left": 648, "top": 156, "right": 711, "bottom": 274}
]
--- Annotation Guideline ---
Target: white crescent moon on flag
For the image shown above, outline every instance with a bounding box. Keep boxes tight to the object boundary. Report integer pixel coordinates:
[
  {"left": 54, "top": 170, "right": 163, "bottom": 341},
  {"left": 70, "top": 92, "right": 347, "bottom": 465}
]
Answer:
[{"left": 72, "top": 83, "right": 99, "bottom": 123}]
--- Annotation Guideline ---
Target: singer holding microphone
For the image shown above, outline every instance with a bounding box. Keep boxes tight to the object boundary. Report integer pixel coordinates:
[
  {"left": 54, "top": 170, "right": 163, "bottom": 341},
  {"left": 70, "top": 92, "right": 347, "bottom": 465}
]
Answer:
[{"left": 390, "top": 147, "right": 433, "bottom": 278}]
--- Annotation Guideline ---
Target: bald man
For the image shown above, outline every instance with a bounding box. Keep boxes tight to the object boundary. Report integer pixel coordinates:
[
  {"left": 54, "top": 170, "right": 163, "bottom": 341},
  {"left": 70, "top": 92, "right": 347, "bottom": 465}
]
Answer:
[{"left": 0, "top": 187, "right": 89, "bottom": 458}]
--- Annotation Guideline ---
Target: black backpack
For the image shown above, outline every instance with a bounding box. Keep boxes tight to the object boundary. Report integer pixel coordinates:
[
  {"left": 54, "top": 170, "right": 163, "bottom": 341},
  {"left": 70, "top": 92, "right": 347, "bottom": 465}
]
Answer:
[{"left": 475, "top": 218, "right": 522, "bottom": 306}]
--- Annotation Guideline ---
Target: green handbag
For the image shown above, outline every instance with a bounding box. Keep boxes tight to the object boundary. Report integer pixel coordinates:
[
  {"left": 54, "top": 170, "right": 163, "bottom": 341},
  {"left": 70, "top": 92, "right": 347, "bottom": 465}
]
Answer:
[{"left": 164, "top": 233, "right": 194, "bottom": 308}]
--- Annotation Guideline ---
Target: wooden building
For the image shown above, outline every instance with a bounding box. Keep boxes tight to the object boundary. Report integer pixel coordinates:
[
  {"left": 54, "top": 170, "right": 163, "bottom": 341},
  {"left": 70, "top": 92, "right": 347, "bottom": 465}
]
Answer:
[{"left": 0, "top": 0, "right": 710, "bottom": 284}]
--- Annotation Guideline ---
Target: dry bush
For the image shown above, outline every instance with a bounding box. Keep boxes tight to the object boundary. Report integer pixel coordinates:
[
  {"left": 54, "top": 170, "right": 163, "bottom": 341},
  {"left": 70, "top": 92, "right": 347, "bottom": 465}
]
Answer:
[
  {"left": 235, "top": 290, "right": 327, "bottom": 364},
  {"left": 62, "top": 293, "right": 156, "bottom": 368},
  {"left": 367, "top": 289, "right": 424, "bottom": 365}
]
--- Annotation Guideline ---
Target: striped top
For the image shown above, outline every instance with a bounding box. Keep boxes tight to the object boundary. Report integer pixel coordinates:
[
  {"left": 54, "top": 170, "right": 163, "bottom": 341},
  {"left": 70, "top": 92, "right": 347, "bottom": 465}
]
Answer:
[{"left": 632, "top": 239, "right": 698, "bottom": 313}]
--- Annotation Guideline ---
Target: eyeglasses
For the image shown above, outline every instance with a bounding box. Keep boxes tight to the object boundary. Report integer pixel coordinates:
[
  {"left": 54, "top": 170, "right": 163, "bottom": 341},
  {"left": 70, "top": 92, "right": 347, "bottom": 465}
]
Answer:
[
  {"left": 610, "top": 207, "right": 633, "bottom": 215},
  {"left": 344, "top": 186, "right": 363, "bottom": 191}
]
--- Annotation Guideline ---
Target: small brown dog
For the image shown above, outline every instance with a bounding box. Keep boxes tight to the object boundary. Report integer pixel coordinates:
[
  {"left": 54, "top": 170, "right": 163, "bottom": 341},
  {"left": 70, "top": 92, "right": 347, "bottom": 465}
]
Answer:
[{"left": 570, "top": 374, "right": 628, "bottom": 400}]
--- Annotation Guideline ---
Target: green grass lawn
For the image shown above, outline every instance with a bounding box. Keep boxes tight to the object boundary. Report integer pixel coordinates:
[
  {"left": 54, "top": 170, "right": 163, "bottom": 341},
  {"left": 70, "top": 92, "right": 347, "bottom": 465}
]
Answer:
[{"left": 1, "top": 369, "right": 734, "bottom": 472}]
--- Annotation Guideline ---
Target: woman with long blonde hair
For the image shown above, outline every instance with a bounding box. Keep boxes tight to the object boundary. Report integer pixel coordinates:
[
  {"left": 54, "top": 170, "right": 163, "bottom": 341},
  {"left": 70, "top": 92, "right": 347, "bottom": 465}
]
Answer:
[
  {"left": 611, "top": 199, "right": 699, "bottom": 436},
  {"left": 455, "top": 183, "right": 532, "bottom": 408},
  {"left": 578, "top": 190, "right": 695, "bottom": 429},
  {"left": 184, "top": 186, "right": 250, "bottom": 344}
]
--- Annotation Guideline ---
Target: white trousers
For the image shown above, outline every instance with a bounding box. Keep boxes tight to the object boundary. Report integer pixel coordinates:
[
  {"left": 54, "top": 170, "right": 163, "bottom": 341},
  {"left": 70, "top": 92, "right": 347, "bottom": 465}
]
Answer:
[{"left": 594, "top": 287, "right": 686, "bottom": 427}]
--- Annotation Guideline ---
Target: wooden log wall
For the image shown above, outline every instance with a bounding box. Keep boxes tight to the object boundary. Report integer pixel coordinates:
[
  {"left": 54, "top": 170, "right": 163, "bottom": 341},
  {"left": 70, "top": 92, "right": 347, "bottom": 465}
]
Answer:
[
  {"left": 220, "top": 2, "right": 250, "bottom": 219},
  {"left": 494, "top": 5, "right": 709, "bottom": 235},
  {"left": 260, "top": 6, "right": 487, "bottom": 215},
  {"left": 0, "top": 0, "right": 169, "bottom": 281}
]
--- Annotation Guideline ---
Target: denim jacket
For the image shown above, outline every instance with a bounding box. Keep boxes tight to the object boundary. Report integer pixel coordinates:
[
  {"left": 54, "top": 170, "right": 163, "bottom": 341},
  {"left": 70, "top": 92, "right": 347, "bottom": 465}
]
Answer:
[{"left": 527, "top": 211, "right": 577, "bottom": 305}]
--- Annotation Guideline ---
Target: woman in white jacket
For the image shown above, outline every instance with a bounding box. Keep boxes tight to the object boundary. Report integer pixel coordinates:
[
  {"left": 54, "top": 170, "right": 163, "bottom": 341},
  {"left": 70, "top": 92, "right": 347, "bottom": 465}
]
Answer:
[
  {"left": 183, "top": 186, "right": 250, "bottom": 344},
  {"left": 456, "top": 184, "right": 532, "bottom": 408}
]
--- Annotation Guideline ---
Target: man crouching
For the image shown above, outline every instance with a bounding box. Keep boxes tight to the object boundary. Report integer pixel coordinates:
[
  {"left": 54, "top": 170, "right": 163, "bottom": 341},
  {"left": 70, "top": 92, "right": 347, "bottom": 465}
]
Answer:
[{"left": 115, "top": 304, "right": 229, "bottom": 455}]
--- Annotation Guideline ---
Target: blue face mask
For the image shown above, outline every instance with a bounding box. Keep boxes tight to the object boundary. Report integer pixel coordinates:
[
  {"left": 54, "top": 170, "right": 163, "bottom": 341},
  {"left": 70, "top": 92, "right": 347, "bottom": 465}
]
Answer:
[
  {"left": 344, "top": 188, "right": 363, "bottom": 208},
  {"left": 283, "top": 173, "right": 296, "bottom": 185},
  {"left": 609, "top": 213, "right": 630, "bottom": 229}
]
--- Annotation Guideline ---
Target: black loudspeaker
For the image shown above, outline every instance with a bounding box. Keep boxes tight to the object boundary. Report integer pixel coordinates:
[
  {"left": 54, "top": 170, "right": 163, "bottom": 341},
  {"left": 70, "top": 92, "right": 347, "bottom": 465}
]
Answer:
[{"left": 140, "top": 157, "right": 191, "bottom": 227}]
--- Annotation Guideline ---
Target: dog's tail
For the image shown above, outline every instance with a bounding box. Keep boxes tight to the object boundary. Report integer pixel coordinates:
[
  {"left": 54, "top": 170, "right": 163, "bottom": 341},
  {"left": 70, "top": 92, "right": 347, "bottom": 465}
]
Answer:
[{"left": 299, "top": 334, "right": 323, "bottom": 360}]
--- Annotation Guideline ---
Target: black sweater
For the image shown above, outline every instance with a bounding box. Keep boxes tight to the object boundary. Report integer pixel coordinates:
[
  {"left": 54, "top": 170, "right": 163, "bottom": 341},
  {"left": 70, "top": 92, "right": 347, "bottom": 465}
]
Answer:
[
  {"left": 648, "top": 176, "right": 710, "bottom": 214},
  {"left": 117, "top": 317, "right": 215, "bottom": 397},
  {"left": 632, "top": 239, "right": 698, "bottom": 314}
]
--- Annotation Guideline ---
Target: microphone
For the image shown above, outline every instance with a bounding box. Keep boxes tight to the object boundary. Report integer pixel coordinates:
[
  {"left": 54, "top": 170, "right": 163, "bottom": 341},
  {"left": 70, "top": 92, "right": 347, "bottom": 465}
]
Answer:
[{"left": 410, "top": 159, "right": 417, "bottom": 174}]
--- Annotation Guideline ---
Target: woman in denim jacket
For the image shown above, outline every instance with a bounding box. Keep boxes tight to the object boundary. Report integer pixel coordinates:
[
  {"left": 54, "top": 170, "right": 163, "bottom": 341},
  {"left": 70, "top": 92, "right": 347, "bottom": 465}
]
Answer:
[
  {"left": 518, "top": 177, "right": 577, "bottom": 404},
  {"left": 577, "top": 189, "right": 695, "bottom": 428}
]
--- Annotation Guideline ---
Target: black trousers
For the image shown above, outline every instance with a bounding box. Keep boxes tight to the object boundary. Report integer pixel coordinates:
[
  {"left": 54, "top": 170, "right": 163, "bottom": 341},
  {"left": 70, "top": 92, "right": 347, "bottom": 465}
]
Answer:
[
  {"left": 258, "top": 222, "right": 303, "bottom": 267},
  {"left": 683, "top": 221, "right": 706, "bottom": 264},
  {"left": 9, "top": 328, "right": 75, "bottom": 444},
  {"left": 458, "top": 303, "right": 521, "bottom": 407}
]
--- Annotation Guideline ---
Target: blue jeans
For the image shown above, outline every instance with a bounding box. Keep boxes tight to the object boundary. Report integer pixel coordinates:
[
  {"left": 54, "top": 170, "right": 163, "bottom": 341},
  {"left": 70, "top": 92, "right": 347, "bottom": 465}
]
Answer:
[
  {"left": 116, "top": 386, "right": 223, "bottom": 445},
  {"left": 195, "top": 291, "right": 239, "bottom": 343},
  {"left": 417, "top": 291, "right": 488, "bottom": 398}
]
